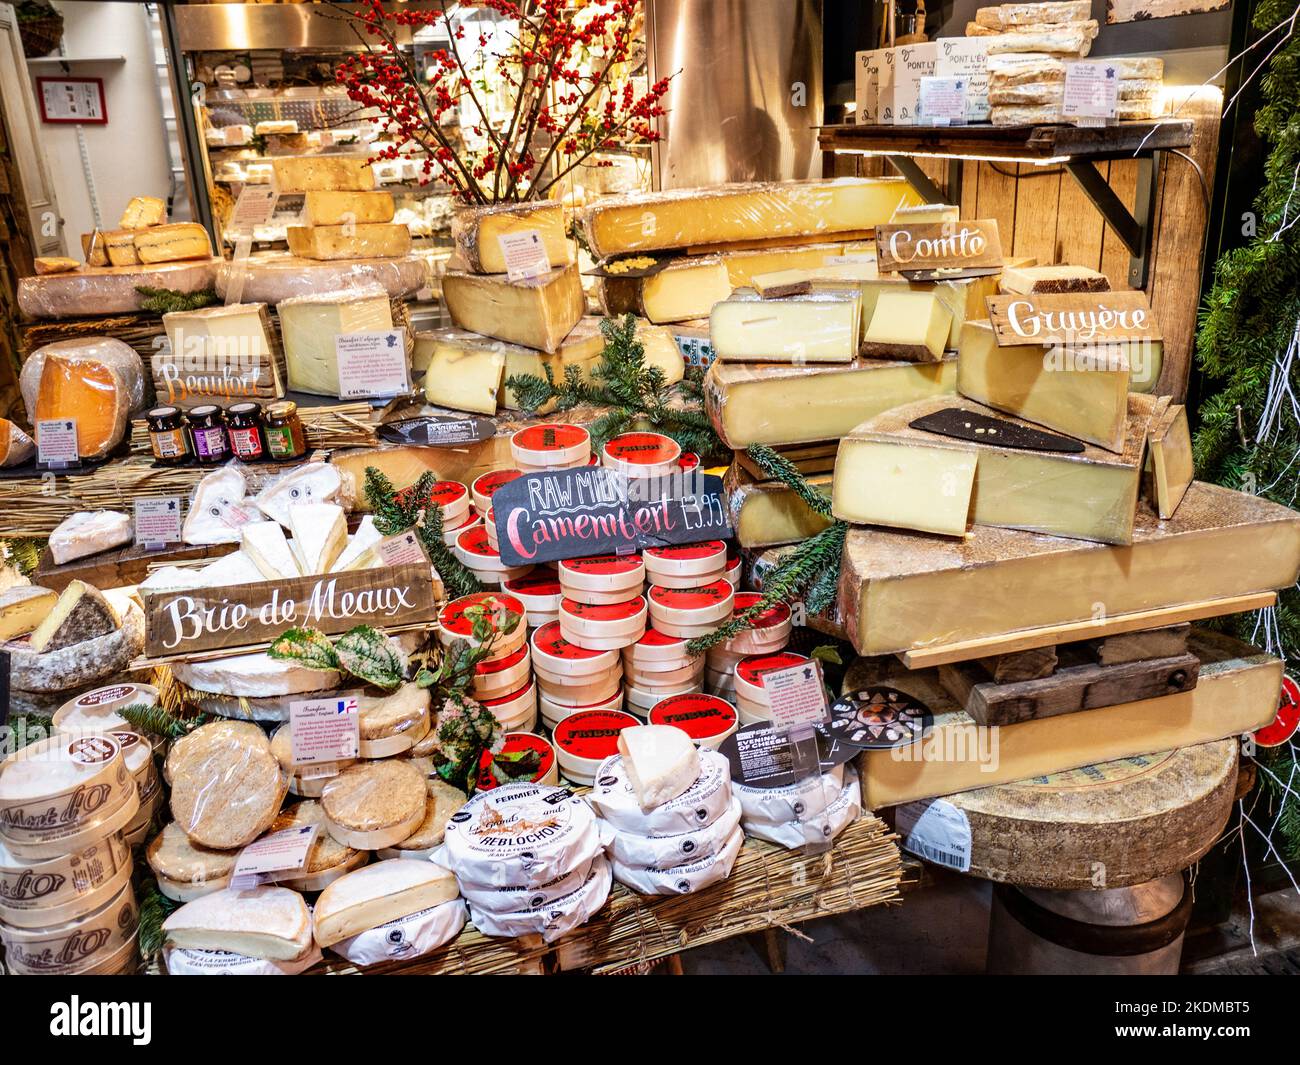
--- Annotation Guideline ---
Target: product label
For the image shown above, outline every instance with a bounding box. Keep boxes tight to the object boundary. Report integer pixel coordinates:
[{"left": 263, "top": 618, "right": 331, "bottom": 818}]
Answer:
[
  {"left": 917, "top": 76, "right": 967, "bottom": 125},
  {"left": 373, "top": 530, "right": 429, "bottom": 567},
  {"left": 474, "top": 469, "right": 522, "bottom": 499},
  {"left": 497, "top": 229, "right": 552, "bottom": 282},
  {"left": 264, "top": 424, "right": 296, "bottom": 458},
  {"left": 229, "top": 824, "right": 317, "bottom": 889},
  {"left": 736, "top": 651, "right": 808, "bottom": 688},
  {"left": 552, "top": 710, "right": 639, "bottom": 760},
  {"left": 36, "top": 419, "right": 79, "bottom": 467},
  {"left": 289, "top": 695, "right": 359, "bottom": 765},
  {"left": 151, "top": 427, "right": 187, "bottom": 459},
  {"left": 604, "top": 432, "right": 681, "bottom": 466},
  {"left": 895, "top": 798, "right": 972, "bottom": 872},
  {"left": 191, "top": 425, "right": 229, "bottom": 460},
  {"left": 760, "top": 660, "right": 830, "bottom": 731},
  {"left": 1062, "top": 61, "right": 1118, "bottom": 124},
  {"left": 336, "top": 328, "right": 411, "bottom": 400},
  {"left": 650, "top": 694, "right": 737, "bottom": 741},
  {"left": 513, "top": 423, "right": 589, "bottom": 455},
  {"left": 134, "top": 497, "right": 183, "bottom": 549},
  {"left": 230, "top": 186, "right": 279, "bottom": 231},
  {"left": 228, "top": 425, "right": 264, "bottom": 460},
  {"left": 438, "top": 592, "right": 526, "bottom": 637}
]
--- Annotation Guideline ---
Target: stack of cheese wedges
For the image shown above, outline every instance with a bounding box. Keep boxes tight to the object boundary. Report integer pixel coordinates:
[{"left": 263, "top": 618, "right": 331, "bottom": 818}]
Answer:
[{"left": 275, "top": 157, "right": 412, "bottom": 261}]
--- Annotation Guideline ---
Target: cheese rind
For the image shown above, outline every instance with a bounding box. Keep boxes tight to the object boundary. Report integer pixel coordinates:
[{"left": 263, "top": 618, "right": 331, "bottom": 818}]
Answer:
[
  {"left": 241, "top": 521, "right": 302, "bottom": 580},
  {"left": 423, "top": 334, "right": 507, "bottom": 414},
  {"left": 890, "top": 202, "right": 961, "bottom": 224},
  {"left": 956, "top": 320, "right": 1130, "bottom": 450},
  {"left": 1000, "top": 263, "right": 1110, "bottom": 294},
  {"left": 313, "top": 858, "right": 460, "bottom": 947},
  {"left": 22, "top": 338, "right": 144, "bottom": 460},
  {"left": 580, "top": 178, "right": 921, "bottom": 259},
  {"left": 302, "top": 191, "right": 395, "bottom": 227},
  {"left": 163, "top": 886, "right": 313, "bottom": 961},
  {"left": 861, "top": 290, "right": 952, "bottom": 361},
  {"left": 119, "top": 196, "right": 167, "bottom": 230},
  {"left": 839, "top": 481, "right": 1300, "bottom": 657},
  {"left": 0, "top": 419, "right": 34, "bottom": 468},
  {"left": 705, "top": 357, "right": 956, "bottom": 447},
  {"left": 48, "top": 511, "right": 132, "bottom": 565},
  {"left": 286, "top": 223, "right": 412, "bottom": 261},
  {"left": 442, "top": 265, "right": 584, "bottom": 354},
  {"left": 277, "top": 285, "right": 395, "bottom": 396},
  {"left": 134, "top": 223, "right": 212, "bottom": 264},
  {"left": 1149, "top": 403, "right": 1193, "bottom": 519},
  {"left": 710, "top": 288, "right": 862, "bottom": 363},
  {"left": 30, "top": 580, "right": 118, "bottom": 653},
  {"left": 451, "top": 201, "right": 571, "bottom": 274},
  {"left": 0, "top": 586, "right": 58, "bottom": 642},
  {"left": 600, "top": 256, "right": 733, "bottom": 324},
  {"left": 287, "top": 503, "right": 348, "bottom": 574},
  {"left": 834, "top": 395, "right": 1153, "bottom": 544},
  {"left": 271, "top": 156, "right": 375, "bottom": 193},
  {"left": 617, "top": 725, "right": 701, "bottom": 810}
]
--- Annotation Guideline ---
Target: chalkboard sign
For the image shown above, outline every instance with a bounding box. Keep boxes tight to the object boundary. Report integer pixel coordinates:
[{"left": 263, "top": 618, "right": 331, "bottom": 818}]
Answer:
[{"left": 492, "top": 466, "right": 731, "bottom": 567}]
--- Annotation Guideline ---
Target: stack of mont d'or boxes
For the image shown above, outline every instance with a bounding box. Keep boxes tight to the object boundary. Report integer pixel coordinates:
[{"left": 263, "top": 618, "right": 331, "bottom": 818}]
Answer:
[{"left": 855, "top": 0, "right": 1165, "bottom": 128}]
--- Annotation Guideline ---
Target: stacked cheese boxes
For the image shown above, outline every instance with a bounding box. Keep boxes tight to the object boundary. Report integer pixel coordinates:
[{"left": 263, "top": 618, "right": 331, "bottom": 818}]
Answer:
[
  {"left": 0, "top": 685, "right": 162, "bottom": 975},
  {"left": 267, "top": 157, "right": 415, "bottom": 399},
  {"left": 854, "top": 0, "right": 1164, "bottom": 128}
]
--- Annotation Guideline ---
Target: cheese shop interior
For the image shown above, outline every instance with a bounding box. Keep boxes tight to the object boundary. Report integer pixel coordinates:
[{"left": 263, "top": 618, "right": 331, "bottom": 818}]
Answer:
[{"left": 0, "top": 0, "right": 1296, "bottom": 1001}]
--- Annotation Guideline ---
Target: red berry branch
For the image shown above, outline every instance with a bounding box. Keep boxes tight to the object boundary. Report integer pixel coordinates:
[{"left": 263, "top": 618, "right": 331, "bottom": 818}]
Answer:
[{"left": 332, "top": 0, "right": 672, "bottom": 205}]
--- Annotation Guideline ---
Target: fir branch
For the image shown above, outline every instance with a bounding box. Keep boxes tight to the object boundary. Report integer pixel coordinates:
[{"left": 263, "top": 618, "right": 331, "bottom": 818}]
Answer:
[
  {"left": 0, "top": 538, "right": 43, "bottom": 576},
  {"left": 119, "top": 703, "right": 206, "bottom": 741},
  {"left": 6, "top": 713, "right": 53, "bottom": 749},
  {"left": 744, "top": 445, "right": 835, "bottom": 519},
  {"left": 136, "top": 874, "right": 178, "bottom": 961},
  {"left": 135, "top": 286, "right": 219, "bottom": 314}
]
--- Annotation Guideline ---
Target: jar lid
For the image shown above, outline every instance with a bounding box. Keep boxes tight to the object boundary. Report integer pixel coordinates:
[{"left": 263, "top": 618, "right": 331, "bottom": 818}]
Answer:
[
  {"left": 147, "top": 405, "right": 180, "bottom": 419},
  {"left": 227, "top": 401, "right": 262, "bottom": 415},
  {"left": 267, "top": 401, "right": 299, "bottom": 418},
  {"left": 187, "top": 404, "right": 222, "bottom": 418}
]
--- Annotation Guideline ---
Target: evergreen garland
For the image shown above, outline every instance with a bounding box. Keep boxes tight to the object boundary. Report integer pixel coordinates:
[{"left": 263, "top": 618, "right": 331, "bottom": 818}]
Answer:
[
  {"left": 134, "top": 286, "right": 219, "bottom": 314},
  {"left": 118, "top": 703, "right": 206, "bottom": 740},
  {"left": 687, "top": 445, "right": 846, "bottom": 654},
  {"left": 1193, "top": 0, "right": 1300, "bottom": 855},
  {"left": 0, "top": 538, "right": 43, "bottom": 576},
  {"left": 136, "top": 873, "right": 178, "bottom": 961},
  {"left": 363, "top": 466, "right": 483, "bottom": 599},
  {"left": 504, "top": 314, "right": 724, "bottom": 459}
]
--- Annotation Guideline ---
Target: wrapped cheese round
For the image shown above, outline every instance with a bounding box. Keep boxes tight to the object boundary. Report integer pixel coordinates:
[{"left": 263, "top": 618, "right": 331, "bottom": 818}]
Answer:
[
  {"left": 734, "top": 763, "right": 846, "bottom": 827},
  {"left": 589, "top": 749, "right": 733, "bottom": 836},
  {"left": 608, "top": 795, "right": 743, "bottom": 870},
  {"left": 165, "top": 942, "right": 322, "bottom": 976},
  {"left": 167, "top": 721, "right": 286, "bottom": 850},
  {"left": 20, "top": 337, "right": 145, "bottom": 460},
  {"left": 268, "top": 800, "right": 368, "bottom": 892},
  {"left": 53, "top": 682, "right": 160, "bottom": 735},
  {"left": 356, "top": 682, "right": 431, "bottom": 759},
  {"left": 328, "top": 897, "right": 467, "bottom": 966},
  {"left": 530, "top": 620, "right": 619, "bottom": 676},
  {"left": 459, "top": 857, "right": 597, "bottom": 916},
  {"left": 438, "top": 782, "right": 605, "bottom": 890},
  {"left": 649, "top": 693, "right": 739, "bottom": 749},
  {"left": 269, "top": 724, "right": 353, "bottom": 798},
  {"left": 743, "top": 768, "right": 861, "bottom": 850},
  {"left": 0, "top": 733, "right": 138, "bottom": 859},
  {"left": 146, "top": 822, "right": 238, "bottom": 902},
  {"left": 610, "top": 827, "right": 744, "bottom": 896},
  {"left": 321, "top": 760, "right": 427, "bottom": 850},
  {"left": 467, "top": 856, "right": 611, "bottom": 943},
  {"left": 0, "top": 880, "right": 138, "bottom": 976},
  {"left": 0, "top": 832, "right": 132, "bottom": 928}
]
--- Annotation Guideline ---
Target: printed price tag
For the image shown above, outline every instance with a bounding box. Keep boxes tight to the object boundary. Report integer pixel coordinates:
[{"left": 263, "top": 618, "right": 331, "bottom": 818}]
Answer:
[
  {"left": 134, "top": 497, "right": 183, "bottom": 549},
  {"left": 733, "top": 727, "right": 799, "bottom": 786},
  {"left": 497, "top": 229, "right": 551, "bottom": 282},
  {"left": 36, "top": 419, "right": 79, "bottom": 468},
  {"left": 918, "top": 76, "right": 968, "bottom": 126},
  {"left": 230, "top": 186, "right": 279, "bottom": 232},
  {"left": 1062, "top": 61, "right": 1118, "bottom": 125},
  {"left": 290, "top": 695, "right": 360, "bottom": 765},
  {"left": 229, "top": 824, "right": 318, "bottom": 889},
  {"left": 894, "top": 798, "right": 972, "bottom": 872},
  {"left": 761, "top": 660, "right": 830, "bottom": 731},
  {"left": 336, "top": 328, "right": 410, "bottom": 400},
  {"left": 375, "top": 530, "right": 429, "bottom": 567}
]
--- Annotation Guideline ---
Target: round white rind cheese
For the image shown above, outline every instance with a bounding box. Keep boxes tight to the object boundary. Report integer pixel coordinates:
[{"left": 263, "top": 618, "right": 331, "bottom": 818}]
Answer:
[
  {"left": 734, "top": 763, "right": 846, "bottom": 827},
  {"left": 467, "top": 857, "right": 611, "bottom": 944},
  {"left": 610, "top": 826, "right": 744, "bottom": 896},
  {"left": 164, "top": 943, "right": 323, "bottom": 976},
  {"left": 588, "top": 750, "right": 733, "bottom": 836},
  {"left": 607, "top": 795, "right": 743, "bottom": 871},
  {"left": 743, "top": 768, "right": 861, "bottom": 850},
  {"left": 327, "top": 897, "right": 467, "bottom": 967},
  {"left": 456, "top": 857, "right": 595, "bottom": 917},
  {"left": 171, "top": 651, "right": 342, "bottom": 698}
]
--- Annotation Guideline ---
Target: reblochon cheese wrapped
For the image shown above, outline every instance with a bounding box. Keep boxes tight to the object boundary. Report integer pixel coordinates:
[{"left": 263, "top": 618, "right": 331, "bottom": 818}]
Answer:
[
  {"left": 436, "top": 782, "right": 607, "bottom": 890},
  {"left": 466, "top": 857, "right": 612, "bottom": 943},
  {"left": 609, "top": 826, "right": 744, "bottom": 896},
  {"left": 589, "top": 749, "right": 734, "bottom": 836},
  {"left": 607, "top": 795, "right": 743, "bottom": 870},
  {"left": 742, "top": 767, "right": 862, "bottom": 850}
]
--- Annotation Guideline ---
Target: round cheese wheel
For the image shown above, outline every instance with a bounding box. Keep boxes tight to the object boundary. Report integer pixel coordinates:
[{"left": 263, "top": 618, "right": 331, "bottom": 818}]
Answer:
[
  {"left": 589, "top": 748, "right": 733, "bottom": 836},
  {"left": 610, "top": 826, "right": 744, "bottom": 896},
  {"left": 530, "top": 620, "right": 619, "bottom": 677},
  {"left": 935, "top": 740, "right": 1239, "bottom": 890},
  {"left": 438, "top": 592, "right": 527, "bottom": 659},
  {"left": 558, "top": 596, "right": 648, "bottom": 646},
  {"left": 465, "top": 858, "right": 611, "bottom": 943},
  {"left": 1, "top": 880, "right": 138, "bottom": 976},
  {"left": 678, "top": 451, "right": 701, "bottom": 472},
  {"left": 734, "top": 651, "right": 809, "bottom": 706},
  {"left": 472, "top": 468, "right": 522, "bottom": 513},
  {"left": 539, "top": 689, "right": 626, "bottom": 729},
  {"left": 650, "top": 693, "right": 739, "bottom": 750},
  {"left": 168, "top": 723, "right": 285, "bottom": 851},
  {"left": 622, "top": 657, "right": 705, "bottom": 689},
  {"left": 558, "top": 553, "right": 645, "bottom": 597},
  {"left": 643, "top": 541, "right": 728, "bottom": 580},
  {"left": 0, "top": 832, "right": 132, "bottom": 928},
  {"left": 647, "top": 580, "right": 734, "bottom": 627},
  {"left": 472, "top": 643, "right": 533, "bottom": 700},
  {"left": 625, "top": 679, "right": 703, "bottom": 713},
  {"left": 321, "top": 760, "right": 427, "bottom": 850},
  {"left": 269, "top": 800, "right": 368, "bottom": 893},
  {"left": 459, "top": 857, "right": 595, "bottom": 917},
  {"left": 510, "top": 423, "right": 590, "bottom": 468},
  {"left": 601, "top": 431, "right": 681, "bottom": 478},
  {"left": 622, "top": 627, "right": 697, "bottom": 669},
  {"left": 476, "top": 733, "right": 559, "bottom": 792},
  {"left": 53, "top": 682, "right": 160, "bottom": 735},
  {"left": 425, "top": 480, "right": 470, "bottom": 524},
  {"left": 503, "top": 573, "right": 563, "bottom": 614},
  {"left": 553, "top": 709, "right": 640, "bottom": 783},
  {"left": 609, "top": 796, "right": 743, "bottom": 870},
  {"left": 721, "top": 594, "right": 792, "bottom": 655},
  {"left": 722, "top": 556, "right": 742, "bottom": 588},
  {"left": 454, "top": 525, "right": 528, "bottom": 576},
  {"left": 380, "top": 778, "right": 468, "bottom": 857},
  {"left": 478, "top": 679, "right": 538, "bottom": 729},
  {"left": 146, "top": 822, "right": 237, "bottom": 901},
  {"left": 534, "top": 667, "right": 624, "bottom": 707},
  {"left": 442, "top": 509, "right": 481, "bottom": 547}
]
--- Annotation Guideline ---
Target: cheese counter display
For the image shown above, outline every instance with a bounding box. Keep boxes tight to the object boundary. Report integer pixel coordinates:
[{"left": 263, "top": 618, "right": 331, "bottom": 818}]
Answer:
[{"left": 0, "top": 0, "right": 1292, "bottom": 984}]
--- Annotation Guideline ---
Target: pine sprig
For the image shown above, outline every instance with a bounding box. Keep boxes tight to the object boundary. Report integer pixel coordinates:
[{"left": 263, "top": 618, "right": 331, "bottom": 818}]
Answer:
[
  {"left": 135, "top": 286, "right": 219, "bottom": 314},
  {"left": 364, "top": 466, "right": 482, "bottom": 599},
  {"left": 119, "top": 703, "right": 206, "bottom": 740},
  {"left": 686, "top": 521, "right": 847, "bottom": 654},
  {"left": 136, "top": 873, "right": 179, "bottom": 961},
  {"left": 504, "top": 314, "right": 726, "bottom": 459},
  {"left": 0, "top": 538, "right": 43, "bottom": 576},
  {"left": 744, "top": 445, "right": 834, "bottom": 518}
]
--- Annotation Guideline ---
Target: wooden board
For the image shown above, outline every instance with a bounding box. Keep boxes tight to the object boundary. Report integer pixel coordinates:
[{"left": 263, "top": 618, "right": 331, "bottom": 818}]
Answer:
[
  {"left": 986, "top": 289, "right": 1163, "bottom": 346},
  {"left": 1088, "top": 623, "right": 1190, "bottom": 666},
  {"left": 33, "top": 540, "right": 233, "bottom": 594},
  {"left": 817, "top": 121, "right": 1194, "bottom": 161},
  {"left": 684, "top": 228, "right": 877, "bottom": 257},
  {"left": 898, "top": 592, "right": 1277, "bottom": 669},
  {"left": 875, "top": 219, "right": 1003, "bottom": 273},
  {"left": 939, "top": 650, "right": 1200, "bottom": 725},
  {"left": 977, "top": 646, "right": 1058, "bottom": 684}
]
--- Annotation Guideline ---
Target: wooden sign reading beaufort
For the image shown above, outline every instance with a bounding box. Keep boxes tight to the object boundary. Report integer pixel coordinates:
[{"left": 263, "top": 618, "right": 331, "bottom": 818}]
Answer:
[
  {"left": 986, "top": 290, "right": 1164, "bottom": 347},
  {"left": 150, "top": 350, "right": 283, "bottom": 409},
  {"left": 875, "top": 219, "right": 1003, "bottom": 274},
  {"left": 142, "top": 563, "right": 439, "bottom": 658}
]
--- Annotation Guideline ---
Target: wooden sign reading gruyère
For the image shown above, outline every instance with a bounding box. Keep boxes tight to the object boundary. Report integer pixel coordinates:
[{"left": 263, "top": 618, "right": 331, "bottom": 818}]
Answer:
[
  {"left": 142, "top": 563, "right": 438, "bottom": 658},
  {"left": 875, "top": 219, "right": 1003, "bottom": 274},
  {"left": 986, "top": 290, "right": 1164, "bottom": 347}
]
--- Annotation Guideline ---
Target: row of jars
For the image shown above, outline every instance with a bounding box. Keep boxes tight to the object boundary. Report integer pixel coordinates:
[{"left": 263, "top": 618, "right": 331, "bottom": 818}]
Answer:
[{"left": 146, "top": 400, "right": 307, "bottom": 466}]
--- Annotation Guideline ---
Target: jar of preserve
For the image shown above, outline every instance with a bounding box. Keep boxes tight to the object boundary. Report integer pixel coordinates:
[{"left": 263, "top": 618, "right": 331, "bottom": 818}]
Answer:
[
  {"left": 226, "top": 401, "right": 266, "bottom": 462},
  {"left": 185, "top": 405, "right": 230, "bottom": 464},
  {"left": 264, "top": 401, "right": 307, "bottom": 461},
  {"left": 145, "top": 405, "right": 191, "bottom": 465}
]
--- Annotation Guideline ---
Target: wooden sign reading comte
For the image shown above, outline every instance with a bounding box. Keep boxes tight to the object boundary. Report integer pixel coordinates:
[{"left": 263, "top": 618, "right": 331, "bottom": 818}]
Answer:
[
  {"left": 875, "top": 219, "right": 1004, "bottom": 274},
  {"left": 141, "top": 563, "right": 439, "bottom": 658},
  {"left": 985, "top": 290, "right": 1164, "bottom": 347}
]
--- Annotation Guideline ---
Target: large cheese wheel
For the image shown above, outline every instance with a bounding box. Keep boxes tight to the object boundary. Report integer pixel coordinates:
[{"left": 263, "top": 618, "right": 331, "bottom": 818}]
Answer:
[
  {"left": 0, "top": 418, "right": 35, "bottom": 467},
  {"left": 931, "top": 739, "right": 1238, "bottom": 889},
  {"left": 20, "top": 338, "right": 144, "bottom": 460}
]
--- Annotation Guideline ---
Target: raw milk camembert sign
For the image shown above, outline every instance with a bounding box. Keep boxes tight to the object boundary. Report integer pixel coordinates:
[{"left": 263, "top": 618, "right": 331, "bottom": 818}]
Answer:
[{"left": 491, "top": 466, "right": 731, "bottom": 567}]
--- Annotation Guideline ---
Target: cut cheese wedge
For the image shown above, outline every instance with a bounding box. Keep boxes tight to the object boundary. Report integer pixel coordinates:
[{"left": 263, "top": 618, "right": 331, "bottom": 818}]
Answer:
[
  {"left": 423, "top": 333, "right": 507, "bottom": 414},
  {"left": 838, "top": 480, "right": 1300, "bottom": 657},
  {"left": 286, "top": 223, "right": 412, "bottom": 261},
  {"left": 716, "top": 240, "right": 878, "bottom": 290},
  {"left": 890, "top": 202, "right": 961, "bottom": 224},
  {"left": 28, "top": 338, "right": 143, "bottom": 460},
  {"left": 135, "top": 223, "right": 212, "bottom": 264},
  {"left": 579, "top": 177, "right": 920, "bottom": 259},
  {"left": 0, "top": 586, "right": 58, "bottom": 642},
  {"left": 277, "top": 286, "right": 394, "bottom": 397},
  {"left": 302, "top": 190, "right": 395, "bottom": 227},
  {"left": 617, "top": 724, "right": 701, "bottom": 811},
  {"left": 241, "top": 521, "right": 302, "bottom": 580},
  {"left": 287, "top": 503, "right": 348, "bottom": 574},
  {"left": 451, "top": 201, "right": 571, "bottom": 274},
  {"left": 704, "top": 357, "right": 955, "bottom": 447},
  {"left": 162, "top": 886, "right": 313, "bottom": 961},
  {"left": 331, "top": 515, "right": 383, "bottom": 572},
  {"left": 271, "top": 156, "right": 375, "bottom": 193},
  {"left": 1149, "top": 403, "right": 1193, "bottom": 519},
  {"left": 999, "top": 263, "right": 1110, "bottom": 294},
  {"left": 599, "top": 256, "right": 733, "bottom": 323},
  {"left": 119, "top": 196, "right": 166, "bottom": 230},
  {"left": 441, "top": 265, "right": 584, "bottom": 353},
  {"left": 710, "top": 288, "right": 862, "bottom": 363},
  {"left": 956, "top": 320, "right": 1131, "bottom": 451},
  {"left": 860, "top": 290, "right": 952, "bottom": 361},
  {"left": 725, "top": 465, "right": 833, "bottom": 547},
  {"left": 30, "top": 580, "right": 118, "bottom": 653},
  {"left": 833, "top": 394, "right": 1155, "bottom": 544},
  {"left": 313, "top": 858, "right": 460, "bottom": 947}
]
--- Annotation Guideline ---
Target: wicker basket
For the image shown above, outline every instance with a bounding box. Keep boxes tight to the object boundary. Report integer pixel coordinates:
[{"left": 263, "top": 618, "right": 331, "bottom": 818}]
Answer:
[{"left": 17, "top": 3, "right": 64, "bottom": 59}]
